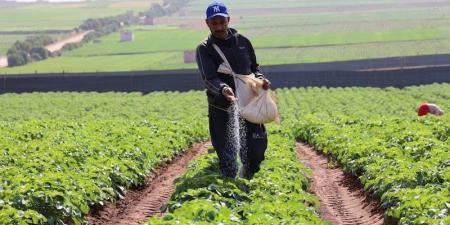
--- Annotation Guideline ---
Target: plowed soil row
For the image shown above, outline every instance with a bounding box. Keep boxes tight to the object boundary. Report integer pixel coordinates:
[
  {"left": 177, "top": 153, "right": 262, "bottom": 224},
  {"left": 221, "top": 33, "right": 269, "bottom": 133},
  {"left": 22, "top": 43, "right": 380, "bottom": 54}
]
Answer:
[
  {"left": 86, "top": 142, "right": 211, "bottom": 225},
  {"left": 297, "top": 143, "right": 385, "bottom": 225},
  {"left": 84, "top": 140, "right": 386, "bottom": 225}
]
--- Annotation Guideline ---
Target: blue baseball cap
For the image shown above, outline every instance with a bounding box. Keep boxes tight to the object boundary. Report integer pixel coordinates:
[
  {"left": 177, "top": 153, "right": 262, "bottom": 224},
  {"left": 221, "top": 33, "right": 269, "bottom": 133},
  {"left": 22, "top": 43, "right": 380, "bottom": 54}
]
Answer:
[{"left": 206, "top": 2, "right": 229, "bottom": 20}]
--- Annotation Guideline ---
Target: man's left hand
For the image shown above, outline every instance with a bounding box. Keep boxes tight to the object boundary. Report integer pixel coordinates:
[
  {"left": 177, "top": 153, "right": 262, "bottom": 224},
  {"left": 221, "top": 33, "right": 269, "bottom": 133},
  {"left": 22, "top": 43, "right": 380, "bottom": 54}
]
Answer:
[{"left": 262, "top": 79, "right": 271, "bottom": 90}]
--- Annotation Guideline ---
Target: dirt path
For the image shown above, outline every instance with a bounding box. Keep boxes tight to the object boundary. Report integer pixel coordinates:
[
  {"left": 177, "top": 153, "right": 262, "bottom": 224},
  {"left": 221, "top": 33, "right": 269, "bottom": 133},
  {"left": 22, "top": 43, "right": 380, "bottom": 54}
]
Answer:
[
  {"left": 296, "top": 143, "right": 385, "bottom": 225},
  {"left": 0, "top": 56, "right": 7, "bottom": 68},
  {"left": 45, "top": 30, "right": 93, "bottom": 53},
  {"left": 0, "top": 30, "right": 92, "bottom": 68},
  {"left": 87, "top": 142, "right": 211, "bottom": 225}
]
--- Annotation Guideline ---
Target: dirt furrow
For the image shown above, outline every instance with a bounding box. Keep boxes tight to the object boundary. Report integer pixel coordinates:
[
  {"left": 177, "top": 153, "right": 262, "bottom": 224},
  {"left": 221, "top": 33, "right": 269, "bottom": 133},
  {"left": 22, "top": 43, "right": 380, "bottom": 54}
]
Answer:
[
  {"left": 296, "top": 143, "right": 385, "bottom": 225},
  {"left": 87, "top": 142, "right": 211, "bottom": 225}
]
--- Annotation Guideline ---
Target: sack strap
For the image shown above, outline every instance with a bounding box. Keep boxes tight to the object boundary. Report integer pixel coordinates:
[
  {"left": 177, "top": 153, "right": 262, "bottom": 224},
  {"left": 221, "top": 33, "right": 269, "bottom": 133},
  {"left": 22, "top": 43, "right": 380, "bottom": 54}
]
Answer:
[
  {"left": 212, "top": 43, "right": 234, "bottom": 75},
  {"left": 212, "top": 43, "right": 248, "bottom": 85}
]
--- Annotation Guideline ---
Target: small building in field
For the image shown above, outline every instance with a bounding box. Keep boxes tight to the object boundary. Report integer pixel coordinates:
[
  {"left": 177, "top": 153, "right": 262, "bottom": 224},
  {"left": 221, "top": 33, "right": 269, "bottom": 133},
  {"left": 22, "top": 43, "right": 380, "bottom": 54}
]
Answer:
[
  {"left": 120, "top": 31, "right": 134, "bottom": 42},
  {"left": 143, "top": 16, "right": 154, "bottom": 25},
  {"left": 184, "top": 50, "right": 196, "bottom": 63}
]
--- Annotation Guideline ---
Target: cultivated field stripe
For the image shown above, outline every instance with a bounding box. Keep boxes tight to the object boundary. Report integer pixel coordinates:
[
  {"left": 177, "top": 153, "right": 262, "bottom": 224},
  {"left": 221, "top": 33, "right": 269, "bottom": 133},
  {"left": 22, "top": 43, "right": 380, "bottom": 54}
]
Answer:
[
  {"left": 86, "top": 142, "right": 211, "bottom": 225},
  {"left": 296, "top": 143, "right": 385, "bottom": 225}
]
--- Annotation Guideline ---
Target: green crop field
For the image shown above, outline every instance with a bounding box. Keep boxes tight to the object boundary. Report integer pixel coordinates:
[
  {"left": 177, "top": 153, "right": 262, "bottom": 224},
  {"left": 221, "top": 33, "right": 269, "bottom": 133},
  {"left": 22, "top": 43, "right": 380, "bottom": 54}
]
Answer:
[
  {"left": 2, "top": 33, "right": 449, "bottom": 74},
  {"left": 146, "top": 132, "right": 330, "bottom": 225},
  {"left": 186, "top": 0, "right": 429, "bottom": 10},
  {"left": 0, "top": 51, "right": 197, "bottom": 74},
  {"left": 65, "top": 27, "right": 208, "bottom": 57},
  {"left": 0, "top": 91, "right": 209, "bottom": 224},
  {"left": 147, "top": 83, "right": 449, "bottom": 225},
  {"left": 2, "top": 0, "right": 450, "bottom": 74},
  {"left": 277, "top": 83, "right": 450, "bottom": 225},
  {"left": 0, "top": 0, "right": 156, "bottom": 55},
  {"left": 62, "top": 26, "right": 450, "bottom": 57},
  {"left": 1, "top": 2, "right": 449, "bottom": 225},
  {"left": 1, "top": 84, "right": 447, "bottom": 224},
  {"left": 0, "top": 0, "right": 153, "bottom": 31}
]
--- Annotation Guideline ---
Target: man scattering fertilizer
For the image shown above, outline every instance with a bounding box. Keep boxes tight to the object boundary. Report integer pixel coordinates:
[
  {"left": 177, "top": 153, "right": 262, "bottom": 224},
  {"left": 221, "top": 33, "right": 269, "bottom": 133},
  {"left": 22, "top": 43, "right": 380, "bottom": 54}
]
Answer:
[{"left": 196, "top": 1, "right": 271, "bottom": 179}]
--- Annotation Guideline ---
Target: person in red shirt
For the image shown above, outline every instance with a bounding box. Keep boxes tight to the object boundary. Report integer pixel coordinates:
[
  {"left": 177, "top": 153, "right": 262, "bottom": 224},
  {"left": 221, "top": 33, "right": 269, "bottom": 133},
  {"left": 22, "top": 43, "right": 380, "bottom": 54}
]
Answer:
[{"left": 417, "top": 103, "right": 444, "bottom": 116}]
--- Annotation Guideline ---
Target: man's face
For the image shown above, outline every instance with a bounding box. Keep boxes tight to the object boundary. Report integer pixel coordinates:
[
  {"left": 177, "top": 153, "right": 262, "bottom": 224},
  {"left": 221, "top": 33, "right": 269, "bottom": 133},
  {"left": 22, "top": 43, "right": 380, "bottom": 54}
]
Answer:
[{"left": 206, "top": 16, "right": 230, "bottom": 40}]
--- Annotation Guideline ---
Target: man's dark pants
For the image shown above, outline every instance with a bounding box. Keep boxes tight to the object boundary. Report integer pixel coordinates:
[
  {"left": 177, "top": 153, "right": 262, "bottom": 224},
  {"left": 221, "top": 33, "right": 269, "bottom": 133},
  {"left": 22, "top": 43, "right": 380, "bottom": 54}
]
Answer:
[{"left": 208, "top": 105, "right": 268, "bottom": 178}]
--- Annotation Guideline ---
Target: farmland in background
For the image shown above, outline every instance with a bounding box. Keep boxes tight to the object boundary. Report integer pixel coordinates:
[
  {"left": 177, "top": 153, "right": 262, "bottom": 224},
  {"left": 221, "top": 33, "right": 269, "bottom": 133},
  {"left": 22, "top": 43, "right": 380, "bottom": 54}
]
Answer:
[
  {"left": 0, "top": 34, "right": 27, "bottom": 54},
  {"left": 0, "top": 0, "right": 160, "bottom": 57},
  {"left": 1, "top": 0, "right": 450, "bottom": 74},
  {"left": 1, "top": 1, "right": 448, "bottom": 224}
]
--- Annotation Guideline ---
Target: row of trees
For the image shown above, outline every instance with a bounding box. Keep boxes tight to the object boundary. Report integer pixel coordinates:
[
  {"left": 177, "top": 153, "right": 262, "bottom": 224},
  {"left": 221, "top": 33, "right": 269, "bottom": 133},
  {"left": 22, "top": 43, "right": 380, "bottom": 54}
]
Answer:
[
  {"left": 6, "top": 0, "right": 191, "bottom": 67},
  {"left": 80, "top": 12, "right": 137, "bottom": 44},
  {"left": 81, "top": 0, "right": 190, "bottom": 43},
  {"left": 7, "top": 36, "right": 53, "bottom": 67}
]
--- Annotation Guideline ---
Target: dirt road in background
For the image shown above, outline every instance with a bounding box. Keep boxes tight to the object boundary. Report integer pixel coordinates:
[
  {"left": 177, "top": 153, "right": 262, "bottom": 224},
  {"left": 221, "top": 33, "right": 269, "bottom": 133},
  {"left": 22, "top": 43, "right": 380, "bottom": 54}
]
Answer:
[
  {"left": 87, "top": 142, "right": 211, "bottom": 225},
  {"left": 45, "top": 30, "right": 93, "bottom": 53},
  {"left": 296, "top": 143, "right": 385, "bottom": 225}
]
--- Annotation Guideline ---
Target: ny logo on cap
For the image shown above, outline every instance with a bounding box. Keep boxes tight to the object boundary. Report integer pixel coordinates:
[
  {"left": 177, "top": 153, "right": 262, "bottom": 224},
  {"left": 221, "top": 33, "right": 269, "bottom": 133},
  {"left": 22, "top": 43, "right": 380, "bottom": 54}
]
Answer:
[{"left": 213, "top": 6, "right": 220, "bottom": 12}]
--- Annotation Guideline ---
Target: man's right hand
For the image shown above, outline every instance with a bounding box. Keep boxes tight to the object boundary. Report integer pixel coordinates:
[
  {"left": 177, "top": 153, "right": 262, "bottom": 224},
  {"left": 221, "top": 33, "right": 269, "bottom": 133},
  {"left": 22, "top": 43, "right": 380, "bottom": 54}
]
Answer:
[{"left": 222, "top": 87, "right": 237, "bottom": 103}]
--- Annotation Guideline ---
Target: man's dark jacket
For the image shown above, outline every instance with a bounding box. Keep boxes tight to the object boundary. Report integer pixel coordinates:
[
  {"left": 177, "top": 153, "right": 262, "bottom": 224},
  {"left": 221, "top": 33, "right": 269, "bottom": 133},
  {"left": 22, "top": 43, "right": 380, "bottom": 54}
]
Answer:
[{"left": 196, "top": 28, "right": 264, "bottom": 110}]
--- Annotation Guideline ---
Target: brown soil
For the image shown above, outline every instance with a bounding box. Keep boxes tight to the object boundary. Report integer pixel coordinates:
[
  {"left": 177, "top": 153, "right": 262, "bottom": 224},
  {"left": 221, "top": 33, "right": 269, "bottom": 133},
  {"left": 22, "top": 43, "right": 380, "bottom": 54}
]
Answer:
[
  {"left": 86, "top": 142, "right": 211, "bottom": 225},
  {"left": 296, "top": 143, "right": 385, "bottom": 225}
]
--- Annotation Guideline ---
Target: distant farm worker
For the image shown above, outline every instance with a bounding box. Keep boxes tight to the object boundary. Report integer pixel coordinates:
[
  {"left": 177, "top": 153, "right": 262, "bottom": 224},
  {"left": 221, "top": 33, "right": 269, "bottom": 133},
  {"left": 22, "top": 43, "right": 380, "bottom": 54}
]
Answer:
[
  {"left": 196, "top": 1, "right": 271, "bottom": 179},
  {"left": 417, "top": 103, "right": 444, "bottom": 116}
]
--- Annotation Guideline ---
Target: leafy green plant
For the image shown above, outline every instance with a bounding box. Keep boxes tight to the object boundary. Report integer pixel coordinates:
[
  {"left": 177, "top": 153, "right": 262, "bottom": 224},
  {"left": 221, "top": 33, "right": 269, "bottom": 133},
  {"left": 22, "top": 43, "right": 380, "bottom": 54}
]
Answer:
[
  {"left": 277, "top": 84, "right": 450, "bottom": 225},
  {"left": 0, "top": 91, "right": 209, "bottom": 224},
  {"left": 145, "top": 130, "right": 329, "bottom": 225}
]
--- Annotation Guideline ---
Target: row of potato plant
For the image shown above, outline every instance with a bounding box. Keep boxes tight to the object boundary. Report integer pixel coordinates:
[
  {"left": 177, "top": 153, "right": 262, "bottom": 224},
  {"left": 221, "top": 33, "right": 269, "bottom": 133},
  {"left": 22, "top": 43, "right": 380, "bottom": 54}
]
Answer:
[
  {"left": 277, "top": 83, "right": 449, "bottom": 225},
  {"left": 0, "top": 92, "right": 209, "bottom": 225},
  {"left": 145, "top": 128, "right": 331, "bottom": 225},
  {"left": 1, "top": 83, "right": 448, "bottom": 225}
]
